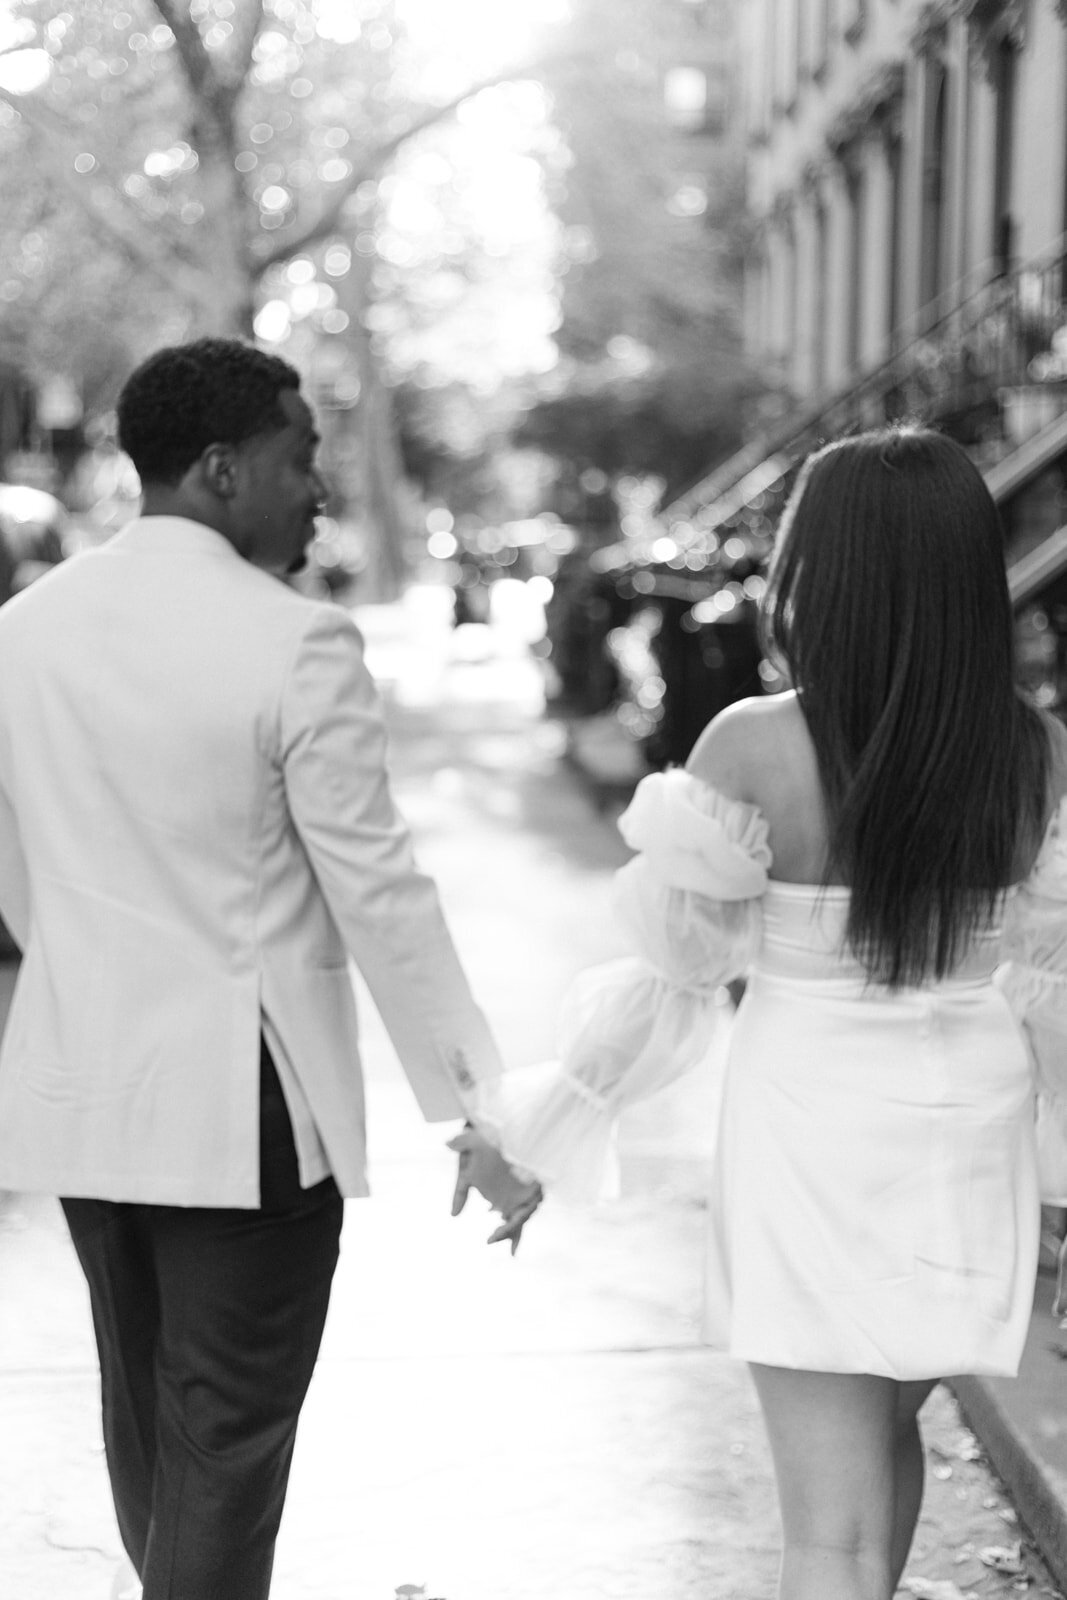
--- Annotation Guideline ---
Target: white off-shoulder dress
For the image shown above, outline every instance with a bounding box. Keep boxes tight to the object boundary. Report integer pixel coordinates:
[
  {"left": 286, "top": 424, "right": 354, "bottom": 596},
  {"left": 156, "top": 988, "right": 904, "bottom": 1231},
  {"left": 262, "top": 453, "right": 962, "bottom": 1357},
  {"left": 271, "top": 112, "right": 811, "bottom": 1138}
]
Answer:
[{"left": 474, "top": 770, "right": 1067, "bottom": 1380}]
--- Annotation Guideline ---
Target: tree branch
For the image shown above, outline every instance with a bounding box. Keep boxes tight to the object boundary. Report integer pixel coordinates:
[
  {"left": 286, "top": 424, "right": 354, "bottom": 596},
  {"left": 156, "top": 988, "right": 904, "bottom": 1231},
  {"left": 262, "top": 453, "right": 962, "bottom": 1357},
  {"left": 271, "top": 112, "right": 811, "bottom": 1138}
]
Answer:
[
  {"left": 222, "top": 0, "right": 267, "bottom": 90},
  {"left": 149, "top": 0, "right": 218, "bottom": 102},
  {"left": 0, "top": 87, "right": 218, "bottom": 308},
  {"left": 150, "top": 0, "right": 265, "bottom": 112},
  {"left": 252, "top": 50, "right": 590, "bottom": 276},
  {"left": 83, "top": 185, "right": 219, "bottom": 306}
]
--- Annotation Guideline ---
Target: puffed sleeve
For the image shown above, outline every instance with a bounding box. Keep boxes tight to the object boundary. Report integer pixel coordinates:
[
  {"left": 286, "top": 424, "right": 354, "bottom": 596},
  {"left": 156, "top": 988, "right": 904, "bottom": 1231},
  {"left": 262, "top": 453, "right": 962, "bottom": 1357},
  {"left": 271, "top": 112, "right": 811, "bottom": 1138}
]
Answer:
[
  {"left": 470, "top": 770, "right": 771, "bottom": 1200},
  {"left": 998, "top": 797, "right": 1067, "bottom": 1203}
]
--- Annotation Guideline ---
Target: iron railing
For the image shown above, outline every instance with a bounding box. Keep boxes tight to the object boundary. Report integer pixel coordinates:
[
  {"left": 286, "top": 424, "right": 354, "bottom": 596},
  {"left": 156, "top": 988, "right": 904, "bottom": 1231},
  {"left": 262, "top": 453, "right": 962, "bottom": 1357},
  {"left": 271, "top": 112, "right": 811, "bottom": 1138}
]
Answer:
[
  {"left": 564, "top": 238, "right": 1067, "bottom": 754},
  {"left": 665, "top": 235, "right": 1067, "bottom": 543}
]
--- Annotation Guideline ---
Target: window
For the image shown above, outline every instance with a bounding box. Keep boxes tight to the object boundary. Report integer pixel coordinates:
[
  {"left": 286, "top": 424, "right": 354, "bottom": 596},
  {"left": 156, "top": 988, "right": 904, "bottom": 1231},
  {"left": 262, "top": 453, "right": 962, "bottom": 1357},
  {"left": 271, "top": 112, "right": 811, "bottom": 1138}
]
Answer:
[
  {"left": 813, "top": 0, "right": 831, "bottom": 75},
  {"left": 812, "top": 195, "right": 828, "bottom": 393},
  {"left": 886, "top": 129, "right": 903, "bottom": 342},
  {"left": 991, "top": 40, "right": 1017, "bottom": 271},
  {"left": 919, "top": 58, "right": 948, "bottom": 315},
  {"left": 847, "top": 163, "right": 867, "bottom": 372}
]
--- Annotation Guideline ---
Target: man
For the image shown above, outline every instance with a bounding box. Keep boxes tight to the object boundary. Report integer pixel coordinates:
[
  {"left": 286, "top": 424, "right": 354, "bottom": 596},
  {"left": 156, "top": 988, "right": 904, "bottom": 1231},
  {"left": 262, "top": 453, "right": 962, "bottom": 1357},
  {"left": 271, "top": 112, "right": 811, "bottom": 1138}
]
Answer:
[{"left": 0, "top": 338, "right": 540, "bottom": 1599}]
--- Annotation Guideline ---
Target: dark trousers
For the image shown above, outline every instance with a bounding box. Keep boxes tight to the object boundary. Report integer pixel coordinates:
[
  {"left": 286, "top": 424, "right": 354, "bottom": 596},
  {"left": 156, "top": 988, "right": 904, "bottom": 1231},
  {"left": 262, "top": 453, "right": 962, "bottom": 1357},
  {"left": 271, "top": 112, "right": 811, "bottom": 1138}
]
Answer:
[{"left": 61, "top": 1042, "right": 344, "bottom": 1600}]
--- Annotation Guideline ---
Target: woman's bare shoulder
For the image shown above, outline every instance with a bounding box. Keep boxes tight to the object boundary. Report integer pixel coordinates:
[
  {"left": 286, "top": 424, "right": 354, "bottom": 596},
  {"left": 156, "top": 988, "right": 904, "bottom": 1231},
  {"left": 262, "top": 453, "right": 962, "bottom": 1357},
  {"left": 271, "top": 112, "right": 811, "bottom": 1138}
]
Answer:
[
  {"left": 688, "top": 693, "right": 830, "bottom": 877},
  {"left": 686, "top": 692, "right": 810, "bottom": 801}
]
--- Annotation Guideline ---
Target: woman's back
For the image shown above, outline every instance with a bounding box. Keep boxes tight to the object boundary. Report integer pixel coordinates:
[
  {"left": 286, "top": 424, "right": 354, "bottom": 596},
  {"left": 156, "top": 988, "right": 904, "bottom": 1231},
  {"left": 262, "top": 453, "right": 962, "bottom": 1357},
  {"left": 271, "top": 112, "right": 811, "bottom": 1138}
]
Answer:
[
  {"left": 687, "top": 700, "right": 1065, "bottom": 1379},
  {"left": 687, "top": 688, "right": 1067, "bottom": 893}
]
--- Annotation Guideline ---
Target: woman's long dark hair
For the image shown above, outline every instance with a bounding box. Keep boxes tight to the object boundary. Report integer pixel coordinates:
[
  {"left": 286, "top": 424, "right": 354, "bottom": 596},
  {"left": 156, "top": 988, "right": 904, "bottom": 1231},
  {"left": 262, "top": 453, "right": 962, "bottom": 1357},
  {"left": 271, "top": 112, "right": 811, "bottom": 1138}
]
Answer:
[{"left": 761, "top": 426, "right": 1050, "bottom": 987}]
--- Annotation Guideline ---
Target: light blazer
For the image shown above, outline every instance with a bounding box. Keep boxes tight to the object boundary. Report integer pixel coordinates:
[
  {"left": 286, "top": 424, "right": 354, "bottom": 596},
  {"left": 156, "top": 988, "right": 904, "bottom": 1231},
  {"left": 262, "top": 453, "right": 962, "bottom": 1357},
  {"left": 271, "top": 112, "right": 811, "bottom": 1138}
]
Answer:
[{"left": 0, "top": 516, "right": 502, "bottom": 1205}]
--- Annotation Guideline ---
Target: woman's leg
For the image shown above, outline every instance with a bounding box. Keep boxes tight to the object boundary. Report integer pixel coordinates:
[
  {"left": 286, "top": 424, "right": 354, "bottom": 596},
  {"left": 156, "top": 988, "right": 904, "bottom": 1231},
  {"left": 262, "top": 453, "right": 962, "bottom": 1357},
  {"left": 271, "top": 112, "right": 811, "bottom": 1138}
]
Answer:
[
  {"left": 749, "top": 1363, "right": 902, "bottom": 1600},
  {"left": 890, "top": 1379, "right": 937, "bottom": 1591}
]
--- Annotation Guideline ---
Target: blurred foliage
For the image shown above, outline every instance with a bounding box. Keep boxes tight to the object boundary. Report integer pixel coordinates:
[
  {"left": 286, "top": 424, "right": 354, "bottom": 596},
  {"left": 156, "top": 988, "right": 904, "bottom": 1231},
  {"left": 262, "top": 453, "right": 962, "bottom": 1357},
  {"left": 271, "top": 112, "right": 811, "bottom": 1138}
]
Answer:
[
  {"left": 0, "top": 0, "right": 500, "bottom": 366},
  {"left": 394, "top": 376, "right": 555, "bottom": 527},
  {"left": 0, "top": 0, "right": 753, "bottom": 574},
  {"left": 0, "top": 0, "right": 568, "bottom": 586},
  {"left": 514, "top": 0, "right": 757, "bottom": 506}
]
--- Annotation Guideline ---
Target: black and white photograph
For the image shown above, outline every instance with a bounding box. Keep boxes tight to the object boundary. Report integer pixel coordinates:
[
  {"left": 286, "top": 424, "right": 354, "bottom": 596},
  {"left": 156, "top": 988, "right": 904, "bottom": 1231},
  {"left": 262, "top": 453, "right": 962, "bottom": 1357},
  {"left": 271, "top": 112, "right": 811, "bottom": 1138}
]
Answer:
[{"left": 2, "top": 2, "right": 1067, "bottom": 1598}]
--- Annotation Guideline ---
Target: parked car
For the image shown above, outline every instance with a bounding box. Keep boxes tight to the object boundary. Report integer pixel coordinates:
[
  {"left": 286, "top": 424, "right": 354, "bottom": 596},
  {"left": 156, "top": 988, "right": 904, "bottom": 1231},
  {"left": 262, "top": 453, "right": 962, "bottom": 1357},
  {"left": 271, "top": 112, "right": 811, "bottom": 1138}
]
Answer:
[
  {"left": 544, "top": 545, "right": 767, "bottom": 771},
  {"left": 0, "top": 484, "right": 69, "bottom": 604}
]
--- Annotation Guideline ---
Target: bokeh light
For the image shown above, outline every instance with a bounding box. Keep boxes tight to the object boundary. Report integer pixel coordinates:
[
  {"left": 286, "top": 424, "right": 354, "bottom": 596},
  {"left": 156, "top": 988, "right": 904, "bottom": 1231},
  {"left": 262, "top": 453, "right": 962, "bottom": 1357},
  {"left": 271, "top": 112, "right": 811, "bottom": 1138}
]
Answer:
[{"left": 0, "top": 48, "right": 50, "bottom": 94}]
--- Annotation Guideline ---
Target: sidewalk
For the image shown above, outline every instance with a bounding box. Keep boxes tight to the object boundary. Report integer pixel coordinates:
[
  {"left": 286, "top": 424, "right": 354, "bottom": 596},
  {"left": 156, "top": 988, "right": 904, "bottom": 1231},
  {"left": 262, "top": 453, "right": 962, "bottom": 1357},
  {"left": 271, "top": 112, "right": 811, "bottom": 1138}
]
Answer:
[
  {"left": 953, "top": 1282, "right": 1067, "bottom": 1597},
  {"left": 0, "top": 598, "right": 781, "bottom": 1600},
  {"left": 0, "top": 592, "right": 1061, "bottom": 1599}
]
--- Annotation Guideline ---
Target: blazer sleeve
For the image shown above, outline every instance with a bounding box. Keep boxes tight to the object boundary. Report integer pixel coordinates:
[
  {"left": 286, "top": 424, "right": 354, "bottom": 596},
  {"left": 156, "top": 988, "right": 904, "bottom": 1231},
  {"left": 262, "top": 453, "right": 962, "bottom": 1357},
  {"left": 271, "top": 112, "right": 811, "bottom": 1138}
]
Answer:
[
  {"left": 0, "top": 768, "right": 29, "bottom": 952},
  {"left": 279, "top": 605, "right": 503, "bottom": 1121}
]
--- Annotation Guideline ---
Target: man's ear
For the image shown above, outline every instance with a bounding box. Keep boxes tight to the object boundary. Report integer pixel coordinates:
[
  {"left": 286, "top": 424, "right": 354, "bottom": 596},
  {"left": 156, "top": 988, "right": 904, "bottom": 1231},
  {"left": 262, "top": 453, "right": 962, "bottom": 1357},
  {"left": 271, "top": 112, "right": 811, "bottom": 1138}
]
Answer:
[{"left": 198, "top": 441, "right": 238, "bottom": 499}]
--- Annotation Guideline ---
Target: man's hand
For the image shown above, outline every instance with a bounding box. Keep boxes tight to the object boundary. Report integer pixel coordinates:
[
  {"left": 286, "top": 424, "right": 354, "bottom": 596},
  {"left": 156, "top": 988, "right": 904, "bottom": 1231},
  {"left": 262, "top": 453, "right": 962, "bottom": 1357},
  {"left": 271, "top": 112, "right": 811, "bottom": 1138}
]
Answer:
[{"left": 447, "top": 1125, "right": 543, "bottom": 1254}]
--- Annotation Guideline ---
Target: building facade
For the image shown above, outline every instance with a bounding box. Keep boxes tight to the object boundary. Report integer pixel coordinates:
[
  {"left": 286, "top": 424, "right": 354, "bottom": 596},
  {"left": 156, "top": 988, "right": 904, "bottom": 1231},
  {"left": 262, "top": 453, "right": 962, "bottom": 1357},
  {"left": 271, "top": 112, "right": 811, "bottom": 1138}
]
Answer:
[
  {"left": 741, "top": 0, "right": 1067, "bottom": 406},
  {"left": 655, "top": 0, "right": 1067, "bottom": 707}
]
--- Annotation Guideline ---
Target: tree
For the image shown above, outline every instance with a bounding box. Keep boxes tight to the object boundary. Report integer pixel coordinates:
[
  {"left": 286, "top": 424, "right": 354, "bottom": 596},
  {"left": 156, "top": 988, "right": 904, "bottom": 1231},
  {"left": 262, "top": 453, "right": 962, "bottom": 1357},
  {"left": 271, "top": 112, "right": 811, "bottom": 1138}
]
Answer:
[
  {"left": 1, "top": 0, "right": 534, "bottom": 336},
  {"left": 0, "top": 0, "right": 754, "bottom": 583},
  {"left": 0, "top": 0, "right": 571, "bottom": 587},
  {"left": 513, "top": 0, "right": 758, "bottom": 510}
]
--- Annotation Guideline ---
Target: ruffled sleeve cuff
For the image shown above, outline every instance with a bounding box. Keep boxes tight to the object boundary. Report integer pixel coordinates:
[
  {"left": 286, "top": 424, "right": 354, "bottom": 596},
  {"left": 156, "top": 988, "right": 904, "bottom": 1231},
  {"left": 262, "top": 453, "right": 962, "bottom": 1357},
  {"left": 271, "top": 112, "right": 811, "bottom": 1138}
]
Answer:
[
  {"left": 618, "top": 769, "right": 771, "bottom": 900},
  {"left": 465, "top": 774, "right": 770, "bottom": 1201},
  {"left": 470, "top": 959, "right": 729, "bottom": 1203},
  {"left": 471, "top": 1057, "right": 621, "bottom": 1204}
]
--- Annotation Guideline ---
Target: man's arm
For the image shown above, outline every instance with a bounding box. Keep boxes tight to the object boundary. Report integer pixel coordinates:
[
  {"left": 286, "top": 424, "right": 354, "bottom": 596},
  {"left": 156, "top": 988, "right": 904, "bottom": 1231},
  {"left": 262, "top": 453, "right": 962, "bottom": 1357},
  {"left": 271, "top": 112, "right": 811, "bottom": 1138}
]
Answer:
[
  {"left": 279, "top": 604, "right": 503, "bottom": 1120},
  {"left": 0, "top": 770, "right": 29, "bottom": 952}
]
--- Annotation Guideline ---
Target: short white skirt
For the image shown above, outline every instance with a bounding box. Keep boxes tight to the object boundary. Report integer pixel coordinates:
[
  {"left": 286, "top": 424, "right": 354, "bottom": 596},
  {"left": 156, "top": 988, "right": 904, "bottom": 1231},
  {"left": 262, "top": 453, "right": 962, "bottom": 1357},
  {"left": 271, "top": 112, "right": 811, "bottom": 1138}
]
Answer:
[{"left": 703, "top": 967, "right": 1039, "bottom": 1379}]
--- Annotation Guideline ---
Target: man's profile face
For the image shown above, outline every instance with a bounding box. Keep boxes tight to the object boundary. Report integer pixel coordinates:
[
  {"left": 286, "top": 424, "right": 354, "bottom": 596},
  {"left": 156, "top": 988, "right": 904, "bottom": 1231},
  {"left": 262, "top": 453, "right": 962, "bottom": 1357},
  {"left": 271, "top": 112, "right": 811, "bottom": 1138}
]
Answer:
[{"left": 232, "top": 389, "right": 326, "bottom": 575}]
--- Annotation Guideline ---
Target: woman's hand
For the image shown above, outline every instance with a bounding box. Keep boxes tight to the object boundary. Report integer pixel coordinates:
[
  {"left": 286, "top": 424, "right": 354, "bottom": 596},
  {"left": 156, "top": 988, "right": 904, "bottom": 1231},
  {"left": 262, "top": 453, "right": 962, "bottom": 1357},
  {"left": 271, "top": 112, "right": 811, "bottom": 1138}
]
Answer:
[{"left": 447, "top": 1125, "right": 543, "bottom": 1254}]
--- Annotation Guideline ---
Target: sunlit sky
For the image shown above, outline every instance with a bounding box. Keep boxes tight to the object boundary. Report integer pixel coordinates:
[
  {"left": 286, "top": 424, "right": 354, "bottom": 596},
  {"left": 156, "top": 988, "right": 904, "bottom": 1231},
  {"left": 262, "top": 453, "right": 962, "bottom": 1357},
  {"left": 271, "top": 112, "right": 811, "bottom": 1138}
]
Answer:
[
  {"left": 312, "top": 0, "right": 573, "bottom": 71},
  {"left": 0, "top": 3, "right": 49, "bottom": 94},
  {"left": 396, "top": 0, "right": 570, "bottom": 77},
  {"left": 0, "top": 0, "right": 572, "bottom": 109},
  {"left": 390, "top": 0, "right": 573, "bottom": 385}
]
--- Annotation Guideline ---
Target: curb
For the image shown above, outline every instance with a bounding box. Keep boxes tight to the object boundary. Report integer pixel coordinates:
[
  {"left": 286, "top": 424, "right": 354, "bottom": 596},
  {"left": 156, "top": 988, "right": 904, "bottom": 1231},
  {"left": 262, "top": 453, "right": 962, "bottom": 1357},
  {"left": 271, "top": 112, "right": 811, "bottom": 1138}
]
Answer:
[{"left": 951, "top": 1282, "right": 1067, "bottom": 1594}]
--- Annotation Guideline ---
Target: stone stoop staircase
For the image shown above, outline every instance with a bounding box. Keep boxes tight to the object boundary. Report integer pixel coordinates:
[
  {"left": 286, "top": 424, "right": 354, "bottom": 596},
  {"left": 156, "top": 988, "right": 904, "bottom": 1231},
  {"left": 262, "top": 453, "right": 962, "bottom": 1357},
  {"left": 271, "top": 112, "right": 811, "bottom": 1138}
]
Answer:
[{"left": 661, "top": 233, "right": 1067, "bottom": 632}]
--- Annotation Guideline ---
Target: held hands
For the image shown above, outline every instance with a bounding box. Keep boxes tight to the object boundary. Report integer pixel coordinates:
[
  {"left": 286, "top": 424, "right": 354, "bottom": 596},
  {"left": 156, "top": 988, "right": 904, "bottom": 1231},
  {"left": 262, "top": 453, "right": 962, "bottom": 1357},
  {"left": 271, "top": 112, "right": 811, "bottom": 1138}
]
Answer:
[{"left": 447, "top": 1124, "right": 543, "bottom": 1254}]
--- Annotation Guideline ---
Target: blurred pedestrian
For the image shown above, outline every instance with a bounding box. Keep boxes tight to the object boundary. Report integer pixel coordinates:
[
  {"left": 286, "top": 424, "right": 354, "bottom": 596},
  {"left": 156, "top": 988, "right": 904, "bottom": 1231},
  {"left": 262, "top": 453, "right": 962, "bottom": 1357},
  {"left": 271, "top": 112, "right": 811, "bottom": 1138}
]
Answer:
[
  {"left": 464, "top": 427, "right": 1067, "bottom": 1600},
  {"left": 0, "top": 338, "right": 539, "bottom": 1600}
]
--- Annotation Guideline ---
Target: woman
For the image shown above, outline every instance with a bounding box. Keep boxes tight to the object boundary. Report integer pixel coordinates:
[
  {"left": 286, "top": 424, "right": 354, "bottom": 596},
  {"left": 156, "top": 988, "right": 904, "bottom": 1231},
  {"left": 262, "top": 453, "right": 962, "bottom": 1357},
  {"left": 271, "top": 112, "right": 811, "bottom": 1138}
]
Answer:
[{"left": 464, "top": 426, "right": 1067, "bottom": 1600}]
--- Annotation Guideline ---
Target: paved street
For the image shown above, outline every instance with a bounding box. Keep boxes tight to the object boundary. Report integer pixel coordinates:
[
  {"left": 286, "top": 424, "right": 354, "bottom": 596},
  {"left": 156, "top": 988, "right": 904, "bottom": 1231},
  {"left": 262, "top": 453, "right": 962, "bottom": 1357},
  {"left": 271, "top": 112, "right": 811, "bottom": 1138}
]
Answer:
[{"left": 0, "top": 591, "right": 1062, "bottom": 1600}]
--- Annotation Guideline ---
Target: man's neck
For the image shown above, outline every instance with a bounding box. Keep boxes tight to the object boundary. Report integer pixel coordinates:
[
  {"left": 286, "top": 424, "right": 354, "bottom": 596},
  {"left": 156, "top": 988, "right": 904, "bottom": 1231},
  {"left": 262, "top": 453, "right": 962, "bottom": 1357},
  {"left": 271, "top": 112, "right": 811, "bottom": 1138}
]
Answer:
[{"left": 139, "top": 490, "right": 232, "bottom": 545}]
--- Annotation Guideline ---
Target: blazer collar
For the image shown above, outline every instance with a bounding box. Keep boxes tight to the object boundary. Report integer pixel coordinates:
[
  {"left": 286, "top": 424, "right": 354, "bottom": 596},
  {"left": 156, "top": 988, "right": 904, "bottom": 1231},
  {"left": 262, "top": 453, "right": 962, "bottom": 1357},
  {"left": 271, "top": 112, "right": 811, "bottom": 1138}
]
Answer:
[{"left": 109, "top": 516, "right": 244, "bottom": 562}]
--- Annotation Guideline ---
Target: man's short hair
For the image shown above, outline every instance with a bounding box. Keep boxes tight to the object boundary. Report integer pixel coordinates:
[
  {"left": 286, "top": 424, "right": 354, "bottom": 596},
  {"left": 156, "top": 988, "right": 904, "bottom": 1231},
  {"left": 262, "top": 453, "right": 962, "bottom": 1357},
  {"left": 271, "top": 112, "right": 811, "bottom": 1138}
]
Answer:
[{"left": 117, "top": 338, "right": 301, "bottom": 486}]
